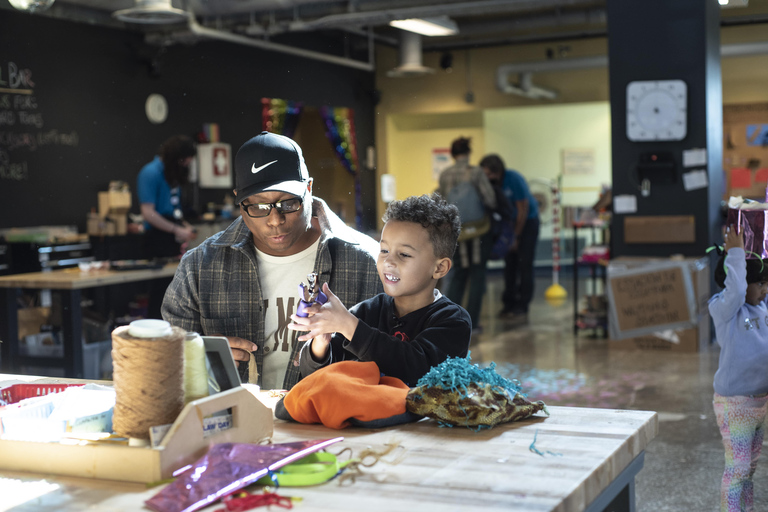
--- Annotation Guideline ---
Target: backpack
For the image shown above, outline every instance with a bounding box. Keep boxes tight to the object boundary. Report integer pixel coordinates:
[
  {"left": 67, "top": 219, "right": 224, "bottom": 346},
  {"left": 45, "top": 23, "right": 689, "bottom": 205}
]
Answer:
[
  {"left": 447, "top": 180, "right": 486, "bottom": 224},
  {"left": 447, "top": 180, "right": 490, "bottom": 242}
]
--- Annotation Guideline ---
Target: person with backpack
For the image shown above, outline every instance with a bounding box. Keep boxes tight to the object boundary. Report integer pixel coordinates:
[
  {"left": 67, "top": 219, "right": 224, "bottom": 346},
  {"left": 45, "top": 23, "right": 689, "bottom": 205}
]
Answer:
[{"left": 438, "top": 137, "right": 497, "bottom": 332}]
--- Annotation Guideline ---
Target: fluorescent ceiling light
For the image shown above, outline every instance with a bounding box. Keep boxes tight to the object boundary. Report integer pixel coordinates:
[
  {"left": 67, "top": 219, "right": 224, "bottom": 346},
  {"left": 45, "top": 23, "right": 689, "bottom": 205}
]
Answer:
[
  {"left": 719, "top": 0, "right": 749, "bottom": 7},
  {"left": 389, "top": 16, "right": 458, "bottom": 37}
]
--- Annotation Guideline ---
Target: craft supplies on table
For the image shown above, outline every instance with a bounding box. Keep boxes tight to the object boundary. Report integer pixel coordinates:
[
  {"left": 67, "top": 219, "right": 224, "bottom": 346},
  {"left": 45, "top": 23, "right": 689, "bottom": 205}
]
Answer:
[
  {"left": 0, "top": 382, "right": 85, "bottom": 406},
  {"left": 0, "top": 322, "right": 273, "bottom": 484},
  {"left": 0, "top": 383, "right": 115, "bottom": 441},
  {"left": 0, "top": 385, "right": 273, "bottom": 483}
]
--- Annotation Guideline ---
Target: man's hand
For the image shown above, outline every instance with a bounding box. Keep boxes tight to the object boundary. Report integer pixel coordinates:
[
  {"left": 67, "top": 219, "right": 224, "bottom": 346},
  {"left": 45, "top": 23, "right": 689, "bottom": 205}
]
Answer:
[{"left": 218, "top": 335, "right": 258, "bottom": 368}]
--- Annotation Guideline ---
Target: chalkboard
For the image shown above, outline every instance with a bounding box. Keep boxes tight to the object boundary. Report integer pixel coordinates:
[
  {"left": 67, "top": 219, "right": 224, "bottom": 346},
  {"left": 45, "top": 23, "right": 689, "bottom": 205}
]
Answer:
[{"left": 0, "top": 10, "right": 377, "bottom": 232}]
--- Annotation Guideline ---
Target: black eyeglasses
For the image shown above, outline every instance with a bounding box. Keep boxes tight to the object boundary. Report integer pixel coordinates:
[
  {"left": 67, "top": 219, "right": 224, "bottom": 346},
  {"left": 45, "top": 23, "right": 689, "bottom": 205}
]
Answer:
[{"left": 240, "top": 197, "right": 303, "bottom": 218}]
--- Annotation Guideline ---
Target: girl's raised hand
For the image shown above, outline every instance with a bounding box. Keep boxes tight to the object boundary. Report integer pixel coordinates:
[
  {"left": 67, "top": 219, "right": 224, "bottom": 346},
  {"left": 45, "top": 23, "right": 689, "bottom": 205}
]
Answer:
[{"left": 724, "top": 224, "right": 744, "bottom": 252}]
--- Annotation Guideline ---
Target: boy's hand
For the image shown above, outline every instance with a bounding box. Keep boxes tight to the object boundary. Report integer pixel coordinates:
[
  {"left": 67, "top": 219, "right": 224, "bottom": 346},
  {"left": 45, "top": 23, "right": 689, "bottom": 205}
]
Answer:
[
  {"left": 724, "top": 224, "right": 744, "bottom": 252},
  {"left": 288, "top": 283, "right": 359, "bottom": 343}
]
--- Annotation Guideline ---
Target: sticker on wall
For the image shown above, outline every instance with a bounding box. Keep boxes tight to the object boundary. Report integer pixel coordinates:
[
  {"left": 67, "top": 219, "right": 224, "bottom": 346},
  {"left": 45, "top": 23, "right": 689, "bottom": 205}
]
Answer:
[
  {"left": 561, "top": 148, "right": 594, "bottom": 175},
  {"left": 381, "top": 173, "right": 396, "bottom": 203},
  {"left": 747, "top": 124, "right": 768, "bottom": 146},
  {"left": 682, "top": 169, "right": 708, "bottom": 191},
  {"left": 432, "top": 148, "right": 452, "bottom": 181},
  {"left": 197, "top": 143, "right": 232, "bottom": 188},
  {"left": 682, "top": 148, "right": 707, "bottom": 168},
  {"left": 613, "top": 194, "right": 637, "bottom": 214}
]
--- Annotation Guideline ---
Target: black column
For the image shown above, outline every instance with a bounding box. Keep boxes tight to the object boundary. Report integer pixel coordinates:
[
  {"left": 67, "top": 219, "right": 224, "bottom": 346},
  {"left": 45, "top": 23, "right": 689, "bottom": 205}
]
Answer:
[{"left": 607, "top": 0, "right": 723, "bottom": 258}]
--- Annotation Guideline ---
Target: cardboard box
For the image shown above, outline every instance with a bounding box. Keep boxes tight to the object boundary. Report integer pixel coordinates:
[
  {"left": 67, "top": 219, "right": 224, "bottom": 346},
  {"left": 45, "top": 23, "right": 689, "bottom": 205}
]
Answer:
[
  {"left": 607, "top": 256, "right": 709, "bottom": 340},
  {"left": 623, "top": 215, "right": 695, "bottom": 244},
  {"left": 108, "top": 213, "right": 127, "bottom": 236},
  {"left": 610, "top": 311, "right": 710, "bottom": 352},
  {"left": 98, "top": 190, "right": 131, "bottom": 217},
  {"left": 17, "top": 307, "right": 51, "bottom": 341},
  {"left": 87, "top": 213, "right": 125, "bottom": 236}
]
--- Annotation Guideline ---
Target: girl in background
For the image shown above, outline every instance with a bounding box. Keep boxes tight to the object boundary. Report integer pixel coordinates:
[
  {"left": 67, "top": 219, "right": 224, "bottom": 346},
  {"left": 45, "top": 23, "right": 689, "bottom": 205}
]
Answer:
[{"left": 709, "top": 225, "right": 768, "bottom": 512}]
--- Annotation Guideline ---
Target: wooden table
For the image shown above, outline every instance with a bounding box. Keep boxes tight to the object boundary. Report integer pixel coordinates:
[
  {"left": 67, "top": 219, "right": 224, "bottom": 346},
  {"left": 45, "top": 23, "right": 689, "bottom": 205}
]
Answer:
[
  {"left": 0, "top": 264, "right": 178, "bottom": 378},
  {"left": 0, "top": 376, "right": 658, "bottom": 512}
]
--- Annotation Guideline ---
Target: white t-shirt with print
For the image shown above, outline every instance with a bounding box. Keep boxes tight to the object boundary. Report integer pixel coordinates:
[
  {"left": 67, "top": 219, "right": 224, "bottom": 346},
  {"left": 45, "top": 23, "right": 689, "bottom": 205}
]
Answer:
[{"left": 255, "top": 239, "right": 319, "bottom": 390}]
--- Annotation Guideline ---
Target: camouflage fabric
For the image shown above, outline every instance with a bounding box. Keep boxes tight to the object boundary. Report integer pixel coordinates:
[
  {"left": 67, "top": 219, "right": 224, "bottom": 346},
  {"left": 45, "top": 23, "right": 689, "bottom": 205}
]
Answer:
[{"left": 405, "top": 382, "right": 548, "bottom": 428}]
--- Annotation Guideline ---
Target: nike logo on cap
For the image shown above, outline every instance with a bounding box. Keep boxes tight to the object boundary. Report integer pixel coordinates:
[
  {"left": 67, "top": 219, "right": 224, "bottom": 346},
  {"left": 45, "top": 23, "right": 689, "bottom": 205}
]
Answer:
[{"left": 252, "top": 160, "right": 278, "bottom": 173}]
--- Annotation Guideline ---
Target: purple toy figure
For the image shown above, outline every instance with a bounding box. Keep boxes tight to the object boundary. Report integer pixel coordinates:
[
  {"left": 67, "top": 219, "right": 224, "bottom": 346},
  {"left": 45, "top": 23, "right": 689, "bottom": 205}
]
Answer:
[{"left": 297, "top": 272, "right": 328, "bottom": 317}]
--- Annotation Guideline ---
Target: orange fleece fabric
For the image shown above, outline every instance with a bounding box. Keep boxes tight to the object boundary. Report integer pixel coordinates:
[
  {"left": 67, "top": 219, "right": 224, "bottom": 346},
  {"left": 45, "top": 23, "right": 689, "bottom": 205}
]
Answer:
[{"left": 283, "top": 361, "right": 410, "bottom": 429}]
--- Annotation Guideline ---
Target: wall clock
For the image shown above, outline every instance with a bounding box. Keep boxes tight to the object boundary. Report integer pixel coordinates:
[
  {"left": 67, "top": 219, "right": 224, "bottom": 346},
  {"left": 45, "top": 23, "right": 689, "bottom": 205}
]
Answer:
[
  {"left": 145, "top": 93, "right": 168, "bottom": 124},
  {"left": 626, "top": 80, "right": 687, "bottom": 142}
]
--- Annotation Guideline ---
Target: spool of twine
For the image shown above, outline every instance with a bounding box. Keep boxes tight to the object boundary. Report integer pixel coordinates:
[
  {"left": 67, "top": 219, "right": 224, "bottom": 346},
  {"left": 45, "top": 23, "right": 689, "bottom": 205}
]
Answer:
[
  {"left": 184, "top": 332, "right": 210, "bottom": 403},
  {"left": 112, "top": 320, "right": 186, "bottom": 440}
]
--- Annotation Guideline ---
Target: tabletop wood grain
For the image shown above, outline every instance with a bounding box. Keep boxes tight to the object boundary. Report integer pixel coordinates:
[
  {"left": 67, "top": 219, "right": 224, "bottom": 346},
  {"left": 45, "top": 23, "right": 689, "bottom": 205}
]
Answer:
[{"left": 0, "top": 264, "right": 179, "bottom": 290}]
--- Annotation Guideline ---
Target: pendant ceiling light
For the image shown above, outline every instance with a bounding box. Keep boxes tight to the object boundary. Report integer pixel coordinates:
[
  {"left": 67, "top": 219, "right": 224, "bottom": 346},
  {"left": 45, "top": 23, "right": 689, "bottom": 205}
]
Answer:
[{"left": 113, "top": 0, "right": 189, "bottom": 24}]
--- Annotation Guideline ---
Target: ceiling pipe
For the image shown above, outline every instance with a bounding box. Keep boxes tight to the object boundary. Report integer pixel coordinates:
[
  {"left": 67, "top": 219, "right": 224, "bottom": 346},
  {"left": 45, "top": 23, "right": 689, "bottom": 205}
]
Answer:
[
  {"left": 497, "top": 41, "right": 768, "bottom": 97},
  {"left": 287, "top": 0, "right": 597, "bottom": 31},
  {"left": 502, "top": 72, "right": 558, "bottom": 99},
  {"left": 721, "top": 40, "right": 768, "bottom": 57},
  {"left": 186, "top": 15, "right": 374, "bottom": 72}
]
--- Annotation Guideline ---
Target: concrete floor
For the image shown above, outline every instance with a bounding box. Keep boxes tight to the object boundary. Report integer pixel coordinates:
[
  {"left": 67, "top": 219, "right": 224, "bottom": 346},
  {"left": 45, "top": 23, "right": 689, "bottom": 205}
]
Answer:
[{"left": 466, "top": 270, "right": 766, "bottom": 512}]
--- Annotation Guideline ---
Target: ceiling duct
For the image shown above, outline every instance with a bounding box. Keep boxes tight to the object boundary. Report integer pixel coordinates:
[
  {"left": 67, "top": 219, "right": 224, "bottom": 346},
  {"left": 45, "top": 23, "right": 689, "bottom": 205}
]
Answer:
[
  {"left": 113, "top": 0, "right": 189, "bottom": 24},
  {"left": 387, "top": 31, "right": 434, "bottom": 78},
  {"left": 499, "top": 71, "right": 558, "bottom": 99}
]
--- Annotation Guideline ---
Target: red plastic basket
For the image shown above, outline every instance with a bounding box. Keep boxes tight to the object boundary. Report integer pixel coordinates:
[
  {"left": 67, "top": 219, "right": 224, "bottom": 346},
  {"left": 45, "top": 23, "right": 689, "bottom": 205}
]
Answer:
[{"left": 0, "top": 383, "right": 85, "bottom": 405}]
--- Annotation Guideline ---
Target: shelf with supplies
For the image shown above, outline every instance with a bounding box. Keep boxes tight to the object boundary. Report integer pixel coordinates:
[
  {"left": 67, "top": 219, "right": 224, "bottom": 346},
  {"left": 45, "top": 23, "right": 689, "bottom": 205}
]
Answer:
[{"left": 572, "top": 221, "right": 610, "bottom": 338}]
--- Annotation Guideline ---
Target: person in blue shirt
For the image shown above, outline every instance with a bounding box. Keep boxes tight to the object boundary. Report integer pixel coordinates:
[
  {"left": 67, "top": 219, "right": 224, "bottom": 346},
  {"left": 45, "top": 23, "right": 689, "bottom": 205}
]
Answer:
[
  {"left": 137, "top": 135, "right": 198, "bottom": 318},
  {"left": 709, "top": 225, "right": 768, "bottom": 512},
  {"left": 479, "top": 154, "right": 539, "bottom": 324},
  {"left": 137, "top": 135, "right": 198, "bottom": 256}
]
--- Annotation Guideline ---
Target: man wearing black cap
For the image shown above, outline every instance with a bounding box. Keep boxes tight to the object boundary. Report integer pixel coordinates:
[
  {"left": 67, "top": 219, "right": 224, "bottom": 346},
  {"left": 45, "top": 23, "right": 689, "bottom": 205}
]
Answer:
[{"left": 162, "top": 132, "right": 382, "bottom": 390}]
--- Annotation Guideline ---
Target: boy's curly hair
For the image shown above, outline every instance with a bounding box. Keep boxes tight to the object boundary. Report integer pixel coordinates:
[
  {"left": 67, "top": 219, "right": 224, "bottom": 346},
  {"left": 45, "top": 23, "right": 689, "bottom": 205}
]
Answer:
[
  {"left": 382, "top": 193, "right": 461, "bottom": 259},
  {"left": 714, "top": 253, "right": 768, "bottom": 288}
]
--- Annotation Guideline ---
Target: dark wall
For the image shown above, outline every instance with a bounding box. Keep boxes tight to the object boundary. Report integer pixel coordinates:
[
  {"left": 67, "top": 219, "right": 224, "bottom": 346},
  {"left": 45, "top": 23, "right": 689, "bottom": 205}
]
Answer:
[
  {"left": 607, "top": 0, "right": 723, "bottom": 258},
  {"left": 0, "top": 10, "right": 378, "bottom": 232}
]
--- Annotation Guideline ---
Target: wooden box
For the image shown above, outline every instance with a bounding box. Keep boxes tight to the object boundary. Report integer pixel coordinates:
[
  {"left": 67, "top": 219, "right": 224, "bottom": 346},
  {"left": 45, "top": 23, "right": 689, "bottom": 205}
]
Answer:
[
  {"left": 0, "top": 386, "right": 273, "bottom": 483},
  {"left": 98, "top": 191, "right": 131, "bottom": 217}
]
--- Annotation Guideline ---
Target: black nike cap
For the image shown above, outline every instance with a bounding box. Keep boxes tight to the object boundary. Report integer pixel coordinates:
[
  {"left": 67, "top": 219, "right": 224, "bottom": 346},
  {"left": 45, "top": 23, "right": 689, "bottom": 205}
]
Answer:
[{"left": 234, "top": 131, "right": 310, "bottom": 204}]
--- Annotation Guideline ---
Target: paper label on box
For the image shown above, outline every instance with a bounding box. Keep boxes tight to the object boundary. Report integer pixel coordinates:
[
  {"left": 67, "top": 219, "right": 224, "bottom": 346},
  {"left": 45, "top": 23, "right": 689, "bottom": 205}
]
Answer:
[
  {"left": 149, "top": 423, "right": 172, "bottom": 447},
  {"left": 203, "top": 413, "right": 233, "bottom": 438}
]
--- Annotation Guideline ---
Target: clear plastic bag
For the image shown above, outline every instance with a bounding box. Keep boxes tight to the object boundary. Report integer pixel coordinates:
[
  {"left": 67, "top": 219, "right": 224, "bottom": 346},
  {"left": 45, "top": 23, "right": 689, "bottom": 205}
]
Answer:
[{"left": 145, "top": 438, "right": 342, "bottom": 512}]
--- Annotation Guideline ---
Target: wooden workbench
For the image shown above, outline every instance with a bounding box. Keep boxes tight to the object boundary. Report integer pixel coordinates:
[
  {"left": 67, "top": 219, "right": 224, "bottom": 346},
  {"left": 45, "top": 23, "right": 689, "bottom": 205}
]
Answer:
[
  {"left": 0, "top": 264, "right": 178, "bottom": 377},
  {"left": 0, "top": 375, "right": 658, "bottom": 512}
]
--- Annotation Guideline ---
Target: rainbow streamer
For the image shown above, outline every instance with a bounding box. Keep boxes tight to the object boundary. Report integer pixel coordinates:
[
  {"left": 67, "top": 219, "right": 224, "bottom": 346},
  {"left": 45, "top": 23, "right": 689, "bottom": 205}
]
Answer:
[
  {"left": 319, "top": 106, "right": 363, "bottom": 230},
  {"left": 261, "top": 98, "right": 303, "bottom": 139}
]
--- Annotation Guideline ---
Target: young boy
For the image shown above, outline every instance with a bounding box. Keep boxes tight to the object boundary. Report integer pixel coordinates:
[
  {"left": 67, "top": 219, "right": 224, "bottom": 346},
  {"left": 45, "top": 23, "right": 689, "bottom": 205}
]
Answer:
[{"left": 288, "top": 193, "right": 472, "bottom": 387}]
